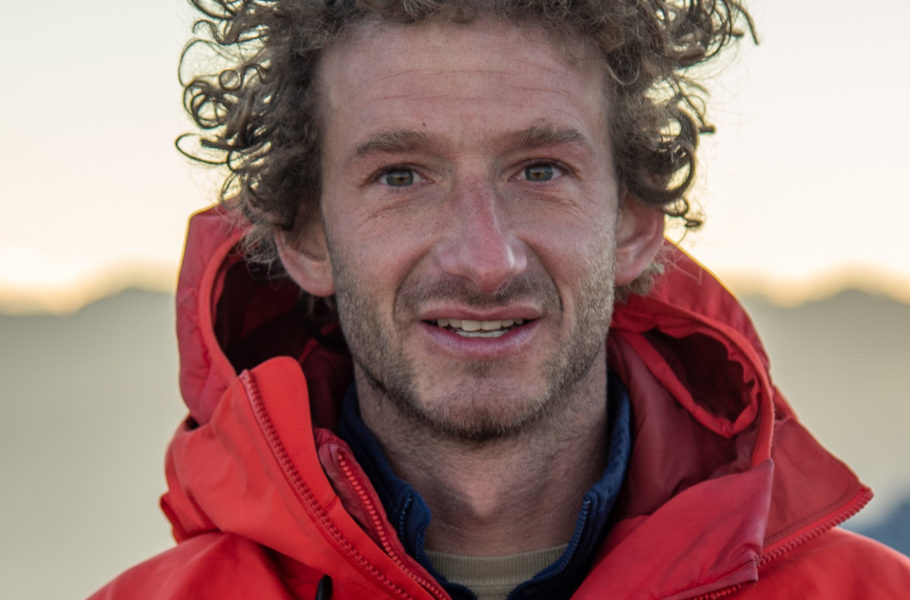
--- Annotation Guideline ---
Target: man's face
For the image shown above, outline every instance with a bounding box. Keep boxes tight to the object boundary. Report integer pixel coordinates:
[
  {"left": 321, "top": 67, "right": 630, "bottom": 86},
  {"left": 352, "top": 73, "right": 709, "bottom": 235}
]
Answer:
[{"left": 316, "top": 18, "right": 622, "bottom": 440}]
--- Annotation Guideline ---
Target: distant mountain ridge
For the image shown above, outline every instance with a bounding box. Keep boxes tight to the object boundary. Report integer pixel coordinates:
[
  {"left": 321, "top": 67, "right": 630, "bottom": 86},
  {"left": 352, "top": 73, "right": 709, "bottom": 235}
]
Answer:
[{"left": 737, "top": 289, "right": 910, "bottom": 556}]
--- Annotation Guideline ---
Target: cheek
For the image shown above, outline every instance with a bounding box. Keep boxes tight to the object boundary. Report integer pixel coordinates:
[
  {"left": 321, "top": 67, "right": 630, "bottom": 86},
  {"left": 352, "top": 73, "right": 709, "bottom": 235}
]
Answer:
[
  {"left": 325, "top": 209, "right": 438, "bottom": 306},
  {"left": 519, "top": 204, "right": 617, "bottom": 276},
  {"left": 524, "top": 222, "right": 617, "bottom": 330}
]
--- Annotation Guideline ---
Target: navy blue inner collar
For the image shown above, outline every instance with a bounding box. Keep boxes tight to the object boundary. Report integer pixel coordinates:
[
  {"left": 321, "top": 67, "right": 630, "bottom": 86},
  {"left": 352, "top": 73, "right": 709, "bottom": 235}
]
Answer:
[{"left": 337, "top": 374, "right": 632, "bottom": 600}]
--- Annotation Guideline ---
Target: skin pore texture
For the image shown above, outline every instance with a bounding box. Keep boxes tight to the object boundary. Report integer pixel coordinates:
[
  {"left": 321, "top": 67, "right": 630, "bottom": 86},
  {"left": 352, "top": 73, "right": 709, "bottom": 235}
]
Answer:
[{"left": 278, "top": 17, "right": 664, "bottom": 555}]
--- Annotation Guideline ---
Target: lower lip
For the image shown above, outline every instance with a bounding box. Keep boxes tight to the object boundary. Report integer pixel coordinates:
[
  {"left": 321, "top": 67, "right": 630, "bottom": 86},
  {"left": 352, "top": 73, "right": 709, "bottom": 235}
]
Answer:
[{"left": 418, "top": 320, "right": 539, "bottom": 360}]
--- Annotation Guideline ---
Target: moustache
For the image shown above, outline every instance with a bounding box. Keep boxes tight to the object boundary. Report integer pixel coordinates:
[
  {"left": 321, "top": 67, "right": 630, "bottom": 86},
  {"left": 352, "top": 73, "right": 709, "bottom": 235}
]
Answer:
[{"left": 394, "top": 273, "right": 561, "bottom": 314}]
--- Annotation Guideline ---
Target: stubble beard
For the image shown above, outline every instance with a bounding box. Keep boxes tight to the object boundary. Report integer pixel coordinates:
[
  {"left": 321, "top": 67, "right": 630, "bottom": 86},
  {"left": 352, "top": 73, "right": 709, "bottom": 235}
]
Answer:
[{"left": 332, "top": 255, "right": 616, "bottom": 444}]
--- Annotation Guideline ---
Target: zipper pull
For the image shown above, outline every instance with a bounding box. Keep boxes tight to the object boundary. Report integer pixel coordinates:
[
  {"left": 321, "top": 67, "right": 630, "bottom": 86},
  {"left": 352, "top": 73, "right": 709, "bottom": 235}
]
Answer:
[{"left": 315, "top": 575, "right": 332, "bottom": 600}]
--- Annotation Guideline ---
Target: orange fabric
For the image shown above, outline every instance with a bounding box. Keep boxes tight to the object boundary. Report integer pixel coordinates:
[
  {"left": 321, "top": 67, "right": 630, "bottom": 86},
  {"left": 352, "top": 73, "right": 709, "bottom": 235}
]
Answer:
[{"left": 90, "top": 208, "right": 910, "bottom": 599}]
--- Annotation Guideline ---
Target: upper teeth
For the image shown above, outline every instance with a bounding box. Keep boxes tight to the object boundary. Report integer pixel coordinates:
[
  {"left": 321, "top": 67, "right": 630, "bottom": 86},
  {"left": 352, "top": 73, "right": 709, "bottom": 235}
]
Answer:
[{"left": 435, "top": 318, "right": 524, "bottom": 331}]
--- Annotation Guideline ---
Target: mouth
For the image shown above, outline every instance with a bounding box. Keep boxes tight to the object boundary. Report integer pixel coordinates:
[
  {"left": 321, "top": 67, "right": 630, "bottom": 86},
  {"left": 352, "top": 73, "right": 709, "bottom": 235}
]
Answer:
[{"left": 429, "top": 318, "right": 527, "bottom": 338}]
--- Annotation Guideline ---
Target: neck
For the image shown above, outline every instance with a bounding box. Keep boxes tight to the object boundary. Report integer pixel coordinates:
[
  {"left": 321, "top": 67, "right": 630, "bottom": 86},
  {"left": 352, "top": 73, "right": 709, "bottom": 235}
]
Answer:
[{"left": 357, "top": 354, "right": 608, "bottom": 556}]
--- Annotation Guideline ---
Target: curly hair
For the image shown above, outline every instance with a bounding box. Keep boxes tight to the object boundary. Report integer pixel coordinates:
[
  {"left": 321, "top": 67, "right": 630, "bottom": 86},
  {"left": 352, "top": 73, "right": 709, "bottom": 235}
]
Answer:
[{"left": 178, "top": 0, "right": 754, "bottom": 270}]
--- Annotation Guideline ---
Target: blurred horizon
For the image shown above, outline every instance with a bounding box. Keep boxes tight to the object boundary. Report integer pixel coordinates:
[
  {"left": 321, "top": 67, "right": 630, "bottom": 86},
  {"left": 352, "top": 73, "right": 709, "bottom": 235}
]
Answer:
[{"left": 3, "top": 254, "right": 910, "bottom": 316}]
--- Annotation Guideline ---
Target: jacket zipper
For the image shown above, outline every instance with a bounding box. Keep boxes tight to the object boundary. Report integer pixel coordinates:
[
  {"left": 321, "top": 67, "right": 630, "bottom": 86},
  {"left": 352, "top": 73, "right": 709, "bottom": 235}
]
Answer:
[
  {"left": 241, "top": 371, "right": 449, "bottom": 600},
  {"left": 757, "top": 486, "right": 872, "bottom": 568},
  {"left": 687, "top": 486, "right": 873, "bottom": 599},
  {"left": 335, "top": 450, "right": 450, "bottom": 600}
]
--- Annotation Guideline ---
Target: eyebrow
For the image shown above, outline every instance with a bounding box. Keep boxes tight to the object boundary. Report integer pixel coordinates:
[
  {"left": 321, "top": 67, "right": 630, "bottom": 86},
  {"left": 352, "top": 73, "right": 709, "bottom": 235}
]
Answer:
[
  {"left": 354, "top": 130, "right": 433, "bottom": 159},
  {"left": 351, "top": 124, "right": 593, "bottom": 162},
  {"left": 508, "top": 125, "right": 589, "bottom": 151}
]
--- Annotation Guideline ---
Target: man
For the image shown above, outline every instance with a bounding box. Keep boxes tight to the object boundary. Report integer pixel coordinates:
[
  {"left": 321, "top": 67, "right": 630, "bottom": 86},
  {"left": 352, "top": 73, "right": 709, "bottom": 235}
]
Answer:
[{"left": 93, "top": 1, "right": 910, "bottom": 598}]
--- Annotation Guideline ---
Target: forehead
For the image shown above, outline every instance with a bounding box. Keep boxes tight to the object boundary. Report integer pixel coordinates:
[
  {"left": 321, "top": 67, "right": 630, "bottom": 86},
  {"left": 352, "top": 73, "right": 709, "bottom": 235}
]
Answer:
[
  {"left": 323, "top": 14, "right": 602, "bottom": 73},
  {"left": 316, "top": 17, "right": 609, "bottom": 151}
]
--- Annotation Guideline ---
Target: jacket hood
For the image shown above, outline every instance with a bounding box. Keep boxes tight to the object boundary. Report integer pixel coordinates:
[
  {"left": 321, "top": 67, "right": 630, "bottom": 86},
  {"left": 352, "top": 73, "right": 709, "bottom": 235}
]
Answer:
[{"left": 163, "top": 207, "right": 871, "bottom": 599}]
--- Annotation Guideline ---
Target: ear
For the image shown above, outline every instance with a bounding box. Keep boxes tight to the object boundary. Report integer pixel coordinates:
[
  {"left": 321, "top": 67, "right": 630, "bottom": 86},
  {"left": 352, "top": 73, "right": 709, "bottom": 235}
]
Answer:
[
  {"left": 613, "top": 195, "right": 665, "bottom": 286},
  {"left": 275, "top": 219, "right": 336, "bottom": 298}
]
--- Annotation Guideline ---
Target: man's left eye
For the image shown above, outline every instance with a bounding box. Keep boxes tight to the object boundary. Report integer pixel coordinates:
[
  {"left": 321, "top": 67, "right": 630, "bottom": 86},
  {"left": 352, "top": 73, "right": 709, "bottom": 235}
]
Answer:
[
  {"left": 522, "top": 163, "right": 561, "bottom": 182},
  {"left": 379, "top": 168, "right": 420, "bottom": 187}
]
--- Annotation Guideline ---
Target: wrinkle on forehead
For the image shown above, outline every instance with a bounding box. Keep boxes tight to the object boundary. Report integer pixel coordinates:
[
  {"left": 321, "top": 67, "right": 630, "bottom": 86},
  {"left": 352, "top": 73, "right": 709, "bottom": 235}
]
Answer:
[
  {"left": 319, "top": 16, "right": 605, "bottom": 107},
  {"left": 348, "top": 10, "right": 600, "bottom": 58}
]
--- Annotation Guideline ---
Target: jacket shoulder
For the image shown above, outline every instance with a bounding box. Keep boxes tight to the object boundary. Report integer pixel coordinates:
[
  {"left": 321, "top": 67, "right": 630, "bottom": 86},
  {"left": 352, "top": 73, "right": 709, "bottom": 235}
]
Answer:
[
  {"left": 87, "top": 533, "right": 304, "bottom": 600},
  {"left": 739, "top": 528, "right": 910, "bottom": 599}
]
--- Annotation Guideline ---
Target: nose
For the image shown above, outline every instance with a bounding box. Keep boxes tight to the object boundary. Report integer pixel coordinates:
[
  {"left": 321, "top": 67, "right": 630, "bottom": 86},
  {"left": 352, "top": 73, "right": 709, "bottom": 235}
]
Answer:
[{"left": 433, "top": 177, "right": 528, "bottom": 295}]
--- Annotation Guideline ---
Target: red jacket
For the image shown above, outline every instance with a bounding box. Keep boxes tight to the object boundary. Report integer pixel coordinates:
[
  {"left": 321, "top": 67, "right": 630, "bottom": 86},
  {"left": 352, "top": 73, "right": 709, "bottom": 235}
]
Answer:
[{"left": 91, "top": 208, "right": 910, "bottom": 599}]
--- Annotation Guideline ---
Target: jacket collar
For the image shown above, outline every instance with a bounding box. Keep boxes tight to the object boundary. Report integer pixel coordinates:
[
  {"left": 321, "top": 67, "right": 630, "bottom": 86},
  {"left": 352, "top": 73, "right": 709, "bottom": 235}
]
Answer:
[{"left": 338, "top": 377, "right": 632, "bottom": 599}]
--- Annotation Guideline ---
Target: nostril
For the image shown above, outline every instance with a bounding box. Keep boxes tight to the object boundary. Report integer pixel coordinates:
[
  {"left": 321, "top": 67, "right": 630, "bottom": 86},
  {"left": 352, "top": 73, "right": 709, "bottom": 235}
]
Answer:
[
  {"left": 315, "top": 574, "right": 332, "bottom": 599},
  {"left": 435, "top": 234, "right": 527, "bottom": 296}
]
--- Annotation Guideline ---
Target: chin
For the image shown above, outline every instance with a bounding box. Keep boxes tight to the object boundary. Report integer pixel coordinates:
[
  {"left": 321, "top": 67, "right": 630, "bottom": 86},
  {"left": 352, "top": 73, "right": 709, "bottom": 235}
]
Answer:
[{"left": 410, "top": 384, "right": 554, "bottom": 443}]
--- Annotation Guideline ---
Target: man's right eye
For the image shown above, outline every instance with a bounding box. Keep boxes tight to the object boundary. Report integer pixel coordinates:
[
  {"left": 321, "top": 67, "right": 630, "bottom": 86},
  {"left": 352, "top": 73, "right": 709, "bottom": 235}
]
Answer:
[{"left": 380, "top": 168, "right": 417, "bottom": 187}]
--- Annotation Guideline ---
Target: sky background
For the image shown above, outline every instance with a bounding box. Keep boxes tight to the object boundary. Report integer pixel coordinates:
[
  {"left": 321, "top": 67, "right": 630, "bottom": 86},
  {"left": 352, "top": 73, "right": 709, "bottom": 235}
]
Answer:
[{"left": 1, "top": 0, "right": 909, "bottom": 312}]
